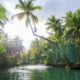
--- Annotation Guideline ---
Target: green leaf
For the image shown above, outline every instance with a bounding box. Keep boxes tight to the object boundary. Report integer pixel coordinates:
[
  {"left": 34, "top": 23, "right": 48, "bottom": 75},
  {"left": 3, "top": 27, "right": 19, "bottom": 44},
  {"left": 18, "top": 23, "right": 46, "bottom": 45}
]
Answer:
[
  {"left": 11, "top": 12, "right": 26, "bottom": 20},
  {"left": 30, "top": 12, "right": 38, "bottom": 23},
  {"left": 65, "top": 28, "right": 75, "bottom": 39},
  {"left": 25, "top": 17, "right": 29, "bottom": 27},
  {"left": 31, "top": 6, "right": 42, "bottom": 11}
]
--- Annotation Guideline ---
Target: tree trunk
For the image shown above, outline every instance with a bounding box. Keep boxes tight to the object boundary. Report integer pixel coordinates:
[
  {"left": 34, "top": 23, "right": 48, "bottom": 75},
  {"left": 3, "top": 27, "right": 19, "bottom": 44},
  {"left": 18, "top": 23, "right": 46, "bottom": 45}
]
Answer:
[
  {"left": 27, "top": 15, "right": 76, "bottom": 67},
  {"left": 27, "top": 15, "right": 56, "bottom": 47}
]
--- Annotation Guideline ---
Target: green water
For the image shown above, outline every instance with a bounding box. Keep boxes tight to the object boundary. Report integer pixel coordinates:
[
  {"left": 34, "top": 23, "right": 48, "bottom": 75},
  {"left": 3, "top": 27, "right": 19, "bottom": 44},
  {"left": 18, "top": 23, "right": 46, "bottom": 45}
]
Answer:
[{"left": 0, "top": 65, "right": 80, "bottom": 80}]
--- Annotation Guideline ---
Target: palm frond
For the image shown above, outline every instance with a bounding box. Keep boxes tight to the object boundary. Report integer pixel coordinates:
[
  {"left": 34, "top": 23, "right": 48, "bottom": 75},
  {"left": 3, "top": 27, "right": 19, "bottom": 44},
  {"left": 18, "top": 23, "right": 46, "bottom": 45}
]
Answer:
[
  {"left": 65, "top": 28, "right": 75, "bottom": 39},
  {"left": 24, "top": 0, "right": 33, "bottom": 11},
  {"left": 17, "top": 0, "right": 27, "bottom": 11},
  {"left": 0, "top": 4, "right": 6, "bottom": 13},
  {"left": 25, "top": 17, "right": 29, "bottom": 27},
  {"left": 11, "top": 12, "right": 26, "bottom": 20},
  {"left": 15, "top": 4, "right": 21, "bottom": 9},
  {"left": 48, "top": 34, "right": 58, "bottom": 42},
  {"left": 30, "top": 12, "right": 38, "bottom": 23},
  {"left": 46, "top": 15, "right": 56, "bottom": 24},
  {"left": 66, "top": 11, "right": 73, "bottom": 17},
  {"left": 0, "top": 20, "right": 4, "bottom": 28},
  {"left": 19, "top": 0, "right": 25, "bottom": 7},
  {"left": 0, "top": 15, "right": 8, "bottom": 22},
  {"left": 15, "top": 4, "right": 26, "bottom": 11},
  {"left": 45, "top": 22, "right": 53, "bottom": 25},
  {"left": 16, "top": 2, "right": 27, "bottom": 11},
  {"left": 46, "top": 26, "right": 53, "bottom": 31},
  {"left": 0, "top": 4, "right": 8, "bottom": 27},
  {"left": 31, "top": 6, "right": 42, "bottom": 11}
]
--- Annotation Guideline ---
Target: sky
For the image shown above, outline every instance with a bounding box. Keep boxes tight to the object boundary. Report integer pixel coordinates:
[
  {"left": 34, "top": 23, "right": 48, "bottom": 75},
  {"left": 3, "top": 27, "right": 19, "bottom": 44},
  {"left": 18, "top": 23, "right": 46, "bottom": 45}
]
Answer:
[{"left": 0, "top": 0, "right": 80, "bottom": 48}]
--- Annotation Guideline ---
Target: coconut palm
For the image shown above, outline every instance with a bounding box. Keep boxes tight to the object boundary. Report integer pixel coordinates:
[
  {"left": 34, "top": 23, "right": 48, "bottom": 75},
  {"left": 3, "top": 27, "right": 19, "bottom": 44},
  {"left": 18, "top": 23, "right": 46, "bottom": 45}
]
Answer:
[
  {"left": 12, "top": 0, "right": 56, "bottom": 46},
  {"left": 45, "top": 15, "right": 64, "bottom": 43},
  {"left": 14, "top": 36, "right": 24, "bottom": 55},
  {"left": 63, "top": 10, "right": 80, "bottom": 41},
  {"left": 45, "top": 15, "right": 71, "bottom": 63},
  {"left": 45, "top": 15, "right": 59, "bottom": 33},
  {"left": 11, "top": 0, "right": 41, "bottom": 34}
]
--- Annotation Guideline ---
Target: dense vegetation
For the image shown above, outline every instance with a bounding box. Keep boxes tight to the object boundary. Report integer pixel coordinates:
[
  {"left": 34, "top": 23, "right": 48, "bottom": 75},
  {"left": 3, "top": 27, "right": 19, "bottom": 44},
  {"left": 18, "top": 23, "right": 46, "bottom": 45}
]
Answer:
[{"left": 0, "top": 0, "right": 80, "bottom": 68}]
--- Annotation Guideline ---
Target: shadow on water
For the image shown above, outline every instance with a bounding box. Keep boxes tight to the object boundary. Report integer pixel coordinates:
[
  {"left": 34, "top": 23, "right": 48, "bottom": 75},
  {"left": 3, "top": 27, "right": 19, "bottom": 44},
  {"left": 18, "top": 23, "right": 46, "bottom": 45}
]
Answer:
[{"left": 0, "top": 65, "right": 80, "bottom": 80}]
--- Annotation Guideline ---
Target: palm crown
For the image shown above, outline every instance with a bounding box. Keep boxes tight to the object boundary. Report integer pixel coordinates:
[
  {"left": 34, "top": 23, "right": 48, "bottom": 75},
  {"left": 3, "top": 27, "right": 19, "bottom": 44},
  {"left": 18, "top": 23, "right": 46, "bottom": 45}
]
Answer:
[{"left": 11, "top": 0, "right": 42, "bottom": 26}]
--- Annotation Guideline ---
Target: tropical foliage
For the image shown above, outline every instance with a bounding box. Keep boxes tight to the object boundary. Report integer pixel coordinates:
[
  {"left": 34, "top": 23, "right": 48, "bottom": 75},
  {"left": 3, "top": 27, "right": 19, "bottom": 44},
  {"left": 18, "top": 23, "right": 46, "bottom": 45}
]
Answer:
[
  {"left": 12, "top": 0, "right": 41, "bottom": 34},
  {"left": 0, "top": 0, "right": 80, "bottom": 68},
  {"left": 24, "top": 8, "right": 80, "bottom": 65},
  {"left": 0, "top": 4, "right": 8, "bottom": 27},
  {"left": 0, "top": 31, "right": 24, "bottom": 67}
]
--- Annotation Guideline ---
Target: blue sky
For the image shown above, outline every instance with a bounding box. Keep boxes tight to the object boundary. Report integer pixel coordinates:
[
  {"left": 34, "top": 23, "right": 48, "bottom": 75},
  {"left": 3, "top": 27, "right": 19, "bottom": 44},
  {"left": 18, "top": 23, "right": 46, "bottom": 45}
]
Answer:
[{"left": 0, "top": 0, "right": 80, "bottom": 48}]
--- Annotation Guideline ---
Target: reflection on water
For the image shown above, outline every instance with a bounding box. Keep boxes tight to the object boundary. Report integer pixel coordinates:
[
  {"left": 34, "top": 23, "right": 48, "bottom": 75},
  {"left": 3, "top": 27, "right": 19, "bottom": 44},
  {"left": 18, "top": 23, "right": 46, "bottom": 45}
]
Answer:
[{"left": 0, "top": 65, "right": 80, "bottom": 80}]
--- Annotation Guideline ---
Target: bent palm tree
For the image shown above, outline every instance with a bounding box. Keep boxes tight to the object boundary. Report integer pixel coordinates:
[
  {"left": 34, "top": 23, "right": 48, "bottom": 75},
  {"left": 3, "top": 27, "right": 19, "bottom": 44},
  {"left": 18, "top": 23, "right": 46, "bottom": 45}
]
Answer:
[
  {"left": 12, "top": 0, "right": 41, "bottom": 34},
  {"left": 63, "top": 9, "right": 80, "bottom": 61},
  {"left": 12, "top": 0, "right": 56, "bottom": 45}
]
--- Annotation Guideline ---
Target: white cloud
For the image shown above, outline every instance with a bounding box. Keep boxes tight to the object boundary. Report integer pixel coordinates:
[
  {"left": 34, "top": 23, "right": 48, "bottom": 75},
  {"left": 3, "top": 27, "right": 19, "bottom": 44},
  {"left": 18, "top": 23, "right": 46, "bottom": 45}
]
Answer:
[
  {"left": 5, "top": 2, "right": 14, "bottom": 13},
  {"left": 5, "top": 1, "right": 21, "bottom": 15}
]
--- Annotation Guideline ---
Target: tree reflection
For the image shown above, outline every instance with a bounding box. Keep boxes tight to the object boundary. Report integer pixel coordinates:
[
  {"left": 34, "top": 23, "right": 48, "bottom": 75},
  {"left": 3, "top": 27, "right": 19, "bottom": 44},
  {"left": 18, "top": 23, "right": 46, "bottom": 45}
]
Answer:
[{"left": 0, "top": 66, "right": 80, "bottom": 80}]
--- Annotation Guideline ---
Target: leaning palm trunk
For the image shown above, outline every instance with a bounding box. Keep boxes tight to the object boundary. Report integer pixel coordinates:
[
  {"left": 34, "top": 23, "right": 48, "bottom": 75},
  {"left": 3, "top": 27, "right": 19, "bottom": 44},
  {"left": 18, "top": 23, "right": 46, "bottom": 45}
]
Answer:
[
  {"left": 27, "top": 15, "right": 56, "bottom": 47},
  {"left": 27, "top": 14, "right": 74, "bottom": 66},
  {"left": 34, "top": 33, "right": 56, "bottom": 46},
  {"left": 27, "top": 15, "right": 34, "bottom": 34}
]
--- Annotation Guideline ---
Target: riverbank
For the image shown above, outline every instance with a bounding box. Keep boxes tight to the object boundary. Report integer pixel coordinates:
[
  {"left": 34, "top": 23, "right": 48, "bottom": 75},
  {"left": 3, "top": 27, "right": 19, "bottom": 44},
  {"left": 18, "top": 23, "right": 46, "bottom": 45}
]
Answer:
[
  {"left": 0, "top": 62, "right": 80, "bottom": 69},
  {"left": 46, "top": 63, "right": 80, "bottom": 69},
  {"left": 0, "top": 65, "right": 80, "bottom": 80}
]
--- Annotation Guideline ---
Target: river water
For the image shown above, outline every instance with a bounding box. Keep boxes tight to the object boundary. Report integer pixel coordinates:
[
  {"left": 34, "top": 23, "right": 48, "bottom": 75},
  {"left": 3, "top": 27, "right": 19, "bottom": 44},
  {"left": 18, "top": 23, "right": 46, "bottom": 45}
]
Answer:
[{"left": 0, "top": 65, "right": 80, "bottom": 80}]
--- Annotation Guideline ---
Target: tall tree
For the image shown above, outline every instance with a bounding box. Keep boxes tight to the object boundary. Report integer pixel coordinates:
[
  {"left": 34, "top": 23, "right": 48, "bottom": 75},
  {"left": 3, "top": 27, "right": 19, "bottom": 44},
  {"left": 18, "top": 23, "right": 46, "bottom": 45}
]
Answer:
[
  {"left": 12, "top": 0, "right": 41, "bottom": 33},
  {"left": 63, "top": 10, "right": 80, "bottom": 42},
  {"left": 45, "top": 15, "right": 71, "bottom": 63},
  {"left": 45, "top": 15, "right": 63, "bottom": 42},
  {"left": 63, "top": 9, "right": 80, "bottom": 61},
  {"left": 12, "top": 0, "right": 56, "bottom": 46}
]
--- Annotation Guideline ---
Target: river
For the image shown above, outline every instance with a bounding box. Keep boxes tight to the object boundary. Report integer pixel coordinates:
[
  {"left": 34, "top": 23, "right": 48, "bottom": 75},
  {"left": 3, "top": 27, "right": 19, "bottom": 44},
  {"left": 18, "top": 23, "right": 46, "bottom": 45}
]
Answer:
[{"left": 0, "top": 65, "right": 80, "bottom": 80}]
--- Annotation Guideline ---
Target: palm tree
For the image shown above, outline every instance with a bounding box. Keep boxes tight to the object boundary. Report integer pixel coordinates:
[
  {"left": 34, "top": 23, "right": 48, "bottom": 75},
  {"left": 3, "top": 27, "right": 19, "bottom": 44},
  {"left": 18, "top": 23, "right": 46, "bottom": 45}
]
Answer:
[
  {"left": 12, "top": 0, "right": 41, "bottom": 34},
  {"left": 0, "top": 4, "right": 8, "bottom": 27},
  {"left": 63, "top": 10, "right": 80, "bottom": 42},
  {"left": 63, "top": 9, "right": 80, "bottom": 61},
  {"left": 45, "top": 15, "right": 71, "bottom": 63},
  {"left": 45, "top": 15, "right": 63, "bottom": 40},
  {"left": 45, "top": 15, "right": 64, "bottom": 50},
  {"left": 12, "top": 0, "right": 56, "bottom": 46}
]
